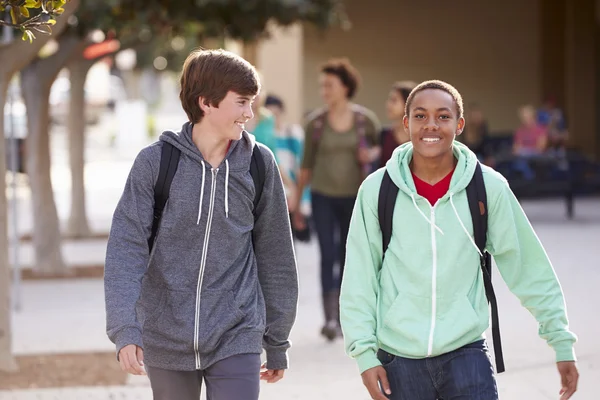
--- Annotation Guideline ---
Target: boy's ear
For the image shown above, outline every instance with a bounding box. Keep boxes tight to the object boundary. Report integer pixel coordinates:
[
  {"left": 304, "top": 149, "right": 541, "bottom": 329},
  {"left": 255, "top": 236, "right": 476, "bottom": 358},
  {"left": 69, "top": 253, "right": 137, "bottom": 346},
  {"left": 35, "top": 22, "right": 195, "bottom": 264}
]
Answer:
[
  {"left": 456, "top": 117, "right": 465, "bottom": 135},
  {"left": 198, "top": 96, "right": 211, "bottom": 114},
  {"left": 403, "top": 115, "right": 410, "bottom": 134}
]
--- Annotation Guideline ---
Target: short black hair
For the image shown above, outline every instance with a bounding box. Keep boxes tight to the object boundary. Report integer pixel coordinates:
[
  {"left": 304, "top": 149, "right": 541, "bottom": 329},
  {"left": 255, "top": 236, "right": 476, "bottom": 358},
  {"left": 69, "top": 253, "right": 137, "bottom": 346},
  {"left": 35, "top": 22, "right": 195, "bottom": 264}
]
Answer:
[
  {"left": 320, "top": 58, "right": 361, "bottom": 99},
  {"left": 390, "top": 80, "right": 416, "bottom": 103},
  {"left": 265, "top": 94, "right": 284, "bottom": 110},
  {"left": 405, "top": 80, "right": 464, "bottom": 119}
]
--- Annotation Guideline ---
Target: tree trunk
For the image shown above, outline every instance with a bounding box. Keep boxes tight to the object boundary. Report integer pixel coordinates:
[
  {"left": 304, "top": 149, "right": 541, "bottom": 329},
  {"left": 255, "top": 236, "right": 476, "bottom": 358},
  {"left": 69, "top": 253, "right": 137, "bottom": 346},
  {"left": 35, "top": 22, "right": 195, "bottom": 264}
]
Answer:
[
  {"left": 0, "top": 0, "right": 80, "bottom": 371},
  {"left": 20, "top": 35, "right": 82, "bottom": 275},
  {"left": 66, "top": 58, "right": 95, "bottom": 238},
  {"left": 0, "top": 78, "right": 17, "bottom": 372}
]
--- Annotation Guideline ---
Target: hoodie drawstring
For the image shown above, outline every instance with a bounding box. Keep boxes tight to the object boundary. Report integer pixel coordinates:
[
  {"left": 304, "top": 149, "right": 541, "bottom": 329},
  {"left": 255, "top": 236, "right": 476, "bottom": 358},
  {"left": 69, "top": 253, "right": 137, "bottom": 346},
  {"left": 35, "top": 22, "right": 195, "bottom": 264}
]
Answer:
[
  {"left": 410, "top": 194, "right": 444, "bottom": 235},
  {"left": 196, "top": 161, "right": 206, "bottom": 225},
  {"left": 225, "top": 159, "right": 230, "bottom": 218},
  {"left": 449, "top": 193, "right": 483, "bottom": 257}
]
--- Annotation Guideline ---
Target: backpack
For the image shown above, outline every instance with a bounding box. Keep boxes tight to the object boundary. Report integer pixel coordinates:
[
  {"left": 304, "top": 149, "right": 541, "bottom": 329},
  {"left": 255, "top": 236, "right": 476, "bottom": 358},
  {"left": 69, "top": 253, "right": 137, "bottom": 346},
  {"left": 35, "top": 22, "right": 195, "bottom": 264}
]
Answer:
[
  {"left": 148, "top": 142, "right": 266, "bottom": 252},
  {"left": 377, "top": 162, "right": 505, "bottom": 373}
]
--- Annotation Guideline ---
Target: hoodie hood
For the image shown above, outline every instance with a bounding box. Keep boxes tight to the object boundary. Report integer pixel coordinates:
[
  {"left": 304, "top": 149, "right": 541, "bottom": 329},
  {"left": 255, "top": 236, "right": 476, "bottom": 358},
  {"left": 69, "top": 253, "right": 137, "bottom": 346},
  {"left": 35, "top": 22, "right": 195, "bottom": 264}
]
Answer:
[
  {"left": 385, "top": 140, "right": 478, "bottom": 198},
  {"left": 384, "top": 140, "right": 481, "bottom": 250},
  {"left": 159, "top": 122, "right": 257, "bottom": 219},
  {"left": 159, "top": 121, "right": 257, "bottom": 172}
]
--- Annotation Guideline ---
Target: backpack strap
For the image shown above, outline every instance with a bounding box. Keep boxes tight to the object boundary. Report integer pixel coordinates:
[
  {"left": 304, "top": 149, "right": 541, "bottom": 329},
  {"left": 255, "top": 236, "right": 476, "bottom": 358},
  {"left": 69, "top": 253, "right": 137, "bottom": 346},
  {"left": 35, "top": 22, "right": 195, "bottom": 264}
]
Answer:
[
  {"left": 249, "top": 143, "right": 266, "bottom": 218},
  {"left": 149, "top": 142, "right": 181, "bottom": 253},
  {"left": 311, "top": 110, "right": 328, "bottom": 144},
  {"left": 378, "top": 170, "right": 399, "bottom": 260},
  {"left": 466, "top": 162, "right": 505, "bottom": 373}
]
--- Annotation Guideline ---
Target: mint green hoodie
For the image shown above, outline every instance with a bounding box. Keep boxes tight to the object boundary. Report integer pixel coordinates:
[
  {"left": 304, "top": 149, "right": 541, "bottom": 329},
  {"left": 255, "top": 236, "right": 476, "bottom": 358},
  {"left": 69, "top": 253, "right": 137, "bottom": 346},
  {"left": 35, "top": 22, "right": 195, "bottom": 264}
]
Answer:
[{"left": 340, "top": 141, "right": 577, "bottom": 374}]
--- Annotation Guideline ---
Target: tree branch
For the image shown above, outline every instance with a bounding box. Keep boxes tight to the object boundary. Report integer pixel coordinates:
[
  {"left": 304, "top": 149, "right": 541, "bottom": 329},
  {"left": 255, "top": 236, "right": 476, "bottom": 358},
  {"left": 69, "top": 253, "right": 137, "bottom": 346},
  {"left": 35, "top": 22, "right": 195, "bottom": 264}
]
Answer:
[{"left": 0, "top": 0, "right": 79, "bottom": 77}]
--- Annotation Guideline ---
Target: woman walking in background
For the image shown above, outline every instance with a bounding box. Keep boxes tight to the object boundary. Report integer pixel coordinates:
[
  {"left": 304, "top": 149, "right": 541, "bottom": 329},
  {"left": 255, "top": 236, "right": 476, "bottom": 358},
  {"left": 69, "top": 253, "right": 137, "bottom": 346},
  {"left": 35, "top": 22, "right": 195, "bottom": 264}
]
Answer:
[{"left": 291, "top": 58, "right": 380, "bottom": 341}]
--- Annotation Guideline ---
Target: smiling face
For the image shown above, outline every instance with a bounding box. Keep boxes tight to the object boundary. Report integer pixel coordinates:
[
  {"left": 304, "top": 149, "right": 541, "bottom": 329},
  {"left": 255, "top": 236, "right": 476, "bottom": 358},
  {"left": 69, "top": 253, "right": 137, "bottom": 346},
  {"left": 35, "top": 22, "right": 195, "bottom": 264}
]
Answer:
[
  {"left": 200, "top": 91, "right": 255, "bottom": 140},
  {"left": 403, "top": 88, "right": 464, "bottom": 161}
]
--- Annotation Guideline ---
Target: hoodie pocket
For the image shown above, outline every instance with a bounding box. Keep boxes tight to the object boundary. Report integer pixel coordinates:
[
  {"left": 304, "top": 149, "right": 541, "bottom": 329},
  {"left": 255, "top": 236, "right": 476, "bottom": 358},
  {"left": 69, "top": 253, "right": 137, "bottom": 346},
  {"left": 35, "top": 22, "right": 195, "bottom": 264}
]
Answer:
[
  {"left": 142, "top": 288, "right": 196, "bottom": 354},
  {"left": 196, "top": 289, "right": 246, "bottom": 352},
  {"left": 432, "top": 295, "right": 482, "bottom": 350},
  {"left": 382, "top": 292, "right": 430, "bottom": 352}
]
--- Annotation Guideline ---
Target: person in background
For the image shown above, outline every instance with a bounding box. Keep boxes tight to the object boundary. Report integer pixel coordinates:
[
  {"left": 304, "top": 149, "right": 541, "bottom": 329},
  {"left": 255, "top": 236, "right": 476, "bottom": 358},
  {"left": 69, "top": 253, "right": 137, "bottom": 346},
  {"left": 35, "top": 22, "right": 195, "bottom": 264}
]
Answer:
[
  {"left": 265, "top": 94, "right": 311, "bottom": 242},
  {"left": 511, "top": 105, "right": 548, "bottom": 180},
  {"left": 537, "top": 98, "right": 569, "bottom": 157},
  {"left": 292, "top": 58, "right": 381, "bottom": 341},
  {"left": 380, "top": 81, "right": 416, "bottom": 167},
  {"left": 513, "top": 104, "right": 547, "bottom": 156},
  {"left": 246, "top": 89, "right": 277, "bottom": 157}
]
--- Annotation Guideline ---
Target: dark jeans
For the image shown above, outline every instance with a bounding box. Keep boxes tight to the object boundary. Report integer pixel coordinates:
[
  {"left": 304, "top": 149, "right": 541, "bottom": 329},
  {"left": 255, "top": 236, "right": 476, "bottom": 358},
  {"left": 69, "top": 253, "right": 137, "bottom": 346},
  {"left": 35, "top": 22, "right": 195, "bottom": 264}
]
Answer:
[
  {"left": 377, "top": 340, "right": 498, "bottom": 400},
  {"left": 311, "top": 192, "right": 356, "bottom": 294},
  {"left": 146, "top": 353, "right": 261, "bottom": 400}
]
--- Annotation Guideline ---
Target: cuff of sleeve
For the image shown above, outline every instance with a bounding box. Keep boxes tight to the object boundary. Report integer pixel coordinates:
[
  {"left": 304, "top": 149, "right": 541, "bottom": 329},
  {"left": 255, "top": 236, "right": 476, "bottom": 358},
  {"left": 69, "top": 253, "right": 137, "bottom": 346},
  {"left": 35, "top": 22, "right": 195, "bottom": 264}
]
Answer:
[
  {"left": 114, "top": 327, "right": 143, "bottom": 361},
  {"left": 554, "top": 344, "right": 576, "bottom": 362},
  {"left": 356, "top": 350, "right": 382, "bottom": 374},
  {"left": 266, "top": 349, "right": 289, "bottom": 370}
]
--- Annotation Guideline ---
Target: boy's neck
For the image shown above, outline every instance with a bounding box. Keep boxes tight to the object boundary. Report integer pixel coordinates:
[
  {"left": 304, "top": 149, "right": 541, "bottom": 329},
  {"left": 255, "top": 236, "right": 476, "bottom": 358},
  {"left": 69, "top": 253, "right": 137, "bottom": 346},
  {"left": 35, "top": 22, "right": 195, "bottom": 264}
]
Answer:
[
  {"left": 192, "top": 122, "right": 230, "bottom": 168},
  {"left": 410, "top": 151, "right": 457, "bottom": 185}
]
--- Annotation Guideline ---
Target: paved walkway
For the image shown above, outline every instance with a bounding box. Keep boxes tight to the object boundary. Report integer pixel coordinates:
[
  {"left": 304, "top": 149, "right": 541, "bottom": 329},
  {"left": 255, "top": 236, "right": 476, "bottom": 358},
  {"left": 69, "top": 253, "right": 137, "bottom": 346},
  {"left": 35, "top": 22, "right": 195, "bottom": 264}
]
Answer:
[{"left": 2, "top": 113, "right": 599, "bottom": 398}]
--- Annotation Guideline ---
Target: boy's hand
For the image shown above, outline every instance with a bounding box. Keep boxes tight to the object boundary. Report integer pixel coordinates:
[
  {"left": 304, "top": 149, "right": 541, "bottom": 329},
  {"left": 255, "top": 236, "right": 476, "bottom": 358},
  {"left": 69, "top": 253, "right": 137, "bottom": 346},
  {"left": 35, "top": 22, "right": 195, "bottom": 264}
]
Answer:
[
  {"left": 361, "top": 366, "right": 391, "bottom": 400},
  {"left": 259, "top": 362, "right": 285, "bottom": 383},
  {"left": 118, "top": 344, "right": 146, "bottom": 376},
  {"left": 557, "top": 361, "right": 579, "bottom": 399}
]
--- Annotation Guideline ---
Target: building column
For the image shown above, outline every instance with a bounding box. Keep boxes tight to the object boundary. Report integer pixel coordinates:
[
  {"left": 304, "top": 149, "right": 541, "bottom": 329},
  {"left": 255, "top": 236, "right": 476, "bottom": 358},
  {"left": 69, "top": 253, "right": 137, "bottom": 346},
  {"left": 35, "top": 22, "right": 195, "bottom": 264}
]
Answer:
[
  {"left": 565, "top": 0, "right": 597, "bottom": 159},
  {"left": 540, "top": 1, "right": 566, "bottom": 109},
  {"left": 256, "top": 23, "right": 304, "bottom": 125}
]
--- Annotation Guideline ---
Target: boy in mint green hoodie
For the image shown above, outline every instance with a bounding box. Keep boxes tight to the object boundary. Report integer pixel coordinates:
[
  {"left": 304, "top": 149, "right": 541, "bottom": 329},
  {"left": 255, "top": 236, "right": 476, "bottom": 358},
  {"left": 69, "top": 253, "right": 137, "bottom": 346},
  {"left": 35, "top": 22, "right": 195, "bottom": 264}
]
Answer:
[{"left": 340, "top": 80, "right": 578, "bottom": 400}]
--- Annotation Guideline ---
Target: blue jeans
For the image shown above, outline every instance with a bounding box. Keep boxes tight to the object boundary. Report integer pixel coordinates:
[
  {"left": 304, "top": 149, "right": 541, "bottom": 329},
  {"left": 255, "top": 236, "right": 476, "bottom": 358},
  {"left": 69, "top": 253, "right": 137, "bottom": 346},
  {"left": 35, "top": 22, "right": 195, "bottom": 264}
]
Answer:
[{"left": 377, "top": 340, "right": 498, "bottom": 400}]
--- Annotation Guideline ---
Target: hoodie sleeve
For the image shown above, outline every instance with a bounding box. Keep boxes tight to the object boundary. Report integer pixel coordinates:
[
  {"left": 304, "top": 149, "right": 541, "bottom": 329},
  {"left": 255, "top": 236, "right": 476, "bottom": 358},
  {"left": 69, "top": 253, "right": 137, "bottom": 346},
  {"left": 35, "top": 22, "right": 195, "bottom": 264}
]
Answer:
[
  {"left": 340, "top": 179, "right": 385, "bottom": 374},
  {"left": 104, "top": 146, "right": 157, "bottom": 357},
  {"left": 252, "top": 145, "right": 299, "bottom": 370},
  {"left": 487, "top": 178, "right": 577, "bottom": 362}
]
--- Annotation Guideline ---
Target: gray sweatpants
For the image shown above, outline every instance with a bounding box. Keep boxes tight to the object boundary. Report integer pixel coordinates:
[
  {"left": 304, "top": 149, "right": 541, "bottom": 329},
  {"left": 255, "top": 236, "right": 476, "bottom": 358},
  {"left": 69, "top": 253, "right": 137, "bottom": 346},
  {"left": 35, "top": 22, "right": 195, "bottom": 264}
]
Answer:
[{"left": 146, "top": 353, "right": 261, "bottom": 400}]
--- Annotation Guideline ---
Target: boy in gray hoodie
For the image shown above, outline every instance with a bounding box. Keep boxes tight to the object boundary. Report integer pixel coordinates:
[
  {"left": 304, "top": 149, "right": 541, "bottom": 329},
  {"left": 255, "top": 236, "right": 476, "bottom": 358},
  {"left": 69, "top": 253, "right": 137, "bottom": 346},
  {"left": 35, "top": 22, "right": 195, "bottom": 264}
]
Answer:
[{"left": 104, "top": 49, "right": 299, "bottom": 400}]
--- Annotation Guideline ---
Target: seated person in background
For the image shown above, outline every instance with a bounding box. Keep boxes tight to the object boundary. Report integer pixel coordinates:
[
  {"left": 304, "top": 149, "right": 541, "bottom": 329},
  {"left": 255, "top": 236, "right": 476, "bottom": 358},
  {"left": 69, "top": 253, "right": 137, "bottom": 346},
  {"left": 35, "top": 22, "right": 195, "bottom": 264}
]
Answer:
[
  {"left": 511, "top": 105, "right": 548, "bottom": 180},
  {"left": 513, "top": 105, "right": 547, "bottom": 156},
  {"left": 537, "top": 97, "right": 568, "bottom": 157}
]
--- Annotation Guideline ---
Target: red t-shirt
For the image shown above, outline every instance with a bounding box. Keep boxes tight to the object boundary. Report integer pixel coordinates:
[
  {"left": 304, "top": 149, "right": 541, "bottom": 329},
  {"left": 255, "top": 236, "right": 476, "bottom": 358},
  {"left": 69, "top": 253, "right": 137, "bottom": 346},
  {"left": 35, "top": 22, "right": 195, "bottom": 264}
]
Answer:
[{"left": 412, "top": 168, "right": 455, "bottom": 206}]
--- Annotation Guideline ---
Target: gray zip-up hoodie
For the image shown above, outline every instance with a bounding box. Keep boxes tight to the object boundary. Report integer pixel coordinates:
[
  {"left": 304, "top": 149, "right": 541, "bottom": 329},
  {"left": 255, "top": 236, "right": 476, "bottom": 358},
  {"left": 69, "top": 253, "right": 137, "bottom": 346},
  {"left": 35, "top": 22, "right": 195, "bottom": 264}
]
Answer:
[{"left": 105, "top": 122, "right": 298, "bottom": 371}]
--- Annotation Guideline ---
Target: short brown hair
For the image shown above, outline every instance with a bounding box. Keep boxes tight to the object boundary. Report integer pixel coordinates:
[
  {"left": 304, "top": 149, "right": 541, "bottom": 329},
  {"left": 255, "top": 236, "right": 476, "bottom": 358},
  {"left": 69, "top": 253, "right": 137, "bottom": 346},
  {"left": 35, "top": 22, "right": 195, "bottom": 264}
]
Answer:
[
  {"left": 405, "top": 80, "right": 464, "bottom": 119},
  {"left": 179, "top": 49, "right": 260, "bottom": 123},
  {"left": 320, "top": 58, "right": 361, "bottom": 99},
  {"left": 390, "top": 80, "right": 417, "bottom": 103}
]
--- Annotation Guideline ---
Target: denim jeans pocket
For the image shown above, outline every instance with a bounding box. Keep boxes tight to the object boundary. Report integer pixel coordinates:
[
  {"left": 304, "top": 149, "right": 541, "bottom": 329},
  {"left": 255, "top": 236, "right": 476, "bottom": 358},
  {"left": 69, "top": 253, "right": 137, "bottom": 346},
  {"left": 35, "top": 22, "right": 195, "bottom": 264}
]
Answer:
[{"left": 377, "top": 349, "right": 397, "bottom": 367}]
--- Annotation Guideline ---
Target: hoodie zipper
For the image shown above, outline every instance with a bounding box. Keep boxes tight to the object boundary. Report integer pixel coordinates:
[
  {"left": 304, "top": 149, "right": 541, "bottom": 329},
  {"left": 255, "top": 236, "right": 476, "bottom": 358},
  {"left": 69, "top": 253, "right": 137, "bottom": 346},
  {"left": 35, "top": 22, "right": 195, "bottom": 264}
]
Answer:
[
  {"left": 193, "top": 167, "right": 218, "bottom": 369},
  {"left": 427, "top": 204, "right": 438, "bottom": 357}
]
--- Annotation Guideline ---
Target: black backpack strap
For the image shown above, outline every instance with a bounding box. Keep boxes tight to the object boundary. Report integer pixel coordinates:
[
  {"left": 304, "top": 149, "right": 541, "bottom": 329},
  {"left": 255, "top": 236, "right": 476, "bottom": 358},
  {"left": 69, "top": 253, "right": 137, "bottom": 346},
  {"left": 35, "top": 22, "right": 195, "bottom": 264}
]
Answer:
[
  {"left": 148, "top": 142, "right": 181, "bottom": 253},
  {"left": 378, "top": 170, "right": 399, "bottom": 260},
  {"left": 249, "top": 143, "right": 266, "bottom": 216},
  {"left": 466, "top": 162, "right": 505, "bottom": 373}
]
